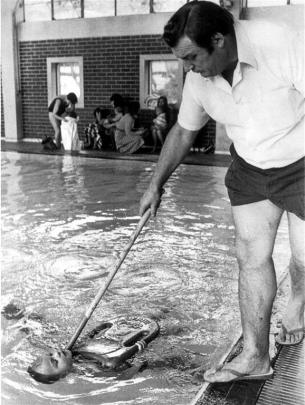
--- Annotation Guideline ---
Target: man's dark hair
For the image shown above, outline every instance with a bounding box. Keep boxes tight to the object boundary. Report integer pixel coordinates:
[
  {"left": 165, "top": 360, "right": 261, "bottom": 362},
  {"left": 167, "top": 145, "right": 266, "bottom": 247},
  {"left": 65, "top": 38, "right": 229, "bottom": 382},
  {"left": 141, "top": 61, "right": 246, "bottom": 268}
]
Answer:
[
  {"left": 163, "top": 1, "right": 234, "bottom": 53},
  {"left": 67, "top": 92, "right": 78, "bottom": 105}
]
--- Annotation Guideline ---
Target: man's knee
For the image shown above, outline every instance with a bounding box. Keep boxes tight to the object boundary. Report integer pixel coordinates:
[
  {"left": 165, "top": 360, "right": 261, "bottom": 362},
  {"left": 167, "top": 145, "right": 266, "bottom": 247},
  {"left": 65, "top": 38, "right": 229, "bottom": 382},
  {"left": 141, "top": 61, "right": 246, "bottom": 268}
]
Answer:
[{"left": 235, "top": 236, "right": 273, "bottom": 269}]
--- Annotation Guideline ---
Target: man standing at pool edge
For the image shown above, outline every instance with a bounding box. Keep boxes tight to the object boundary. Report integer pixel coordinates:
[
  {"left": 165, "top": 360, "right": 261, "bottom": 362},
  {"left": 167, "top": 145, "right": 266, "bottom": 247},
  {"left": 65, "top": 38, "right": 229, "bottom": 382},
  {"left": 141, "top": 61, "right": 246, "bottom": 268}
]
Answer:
[{"left": 139, "top": 1, "right": 304, "bottom": 383}]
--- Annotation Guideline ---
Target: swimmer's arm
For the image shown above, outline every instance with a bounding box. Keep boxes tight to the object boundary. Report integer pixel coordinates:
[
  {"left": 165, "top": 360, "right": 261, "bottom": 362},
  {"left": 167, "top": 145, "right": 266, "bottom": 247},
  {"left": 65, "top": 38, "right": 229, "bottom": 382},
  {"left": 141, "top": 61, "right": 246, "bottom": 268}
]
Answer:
[{"left": 139, "top": 123, "right": 198, "bottom": 216}]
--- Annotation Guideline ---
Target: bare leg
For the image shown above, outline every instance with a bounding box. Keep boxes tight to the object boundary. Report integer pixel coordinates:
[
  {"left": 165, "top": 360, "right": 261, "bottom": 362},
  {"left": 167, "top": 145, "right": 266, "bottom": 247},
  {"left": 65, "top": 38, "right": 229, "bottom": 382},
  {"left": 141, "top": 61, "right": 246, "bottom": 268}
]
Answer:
[
  {"left": 151, "top": 127, "right": 158, "bottom": 153},
  {"left": 277, "top": 212, "right": 305, "bottom": 344},
  {"left": 204, "top": 200, "right": 283, "bottom": 383},
  {"left": 155, "top": 128, "right": 164, "bottom": 146},
  {"left": 49, "top": 113, "right": 61, "bottom": 148}
]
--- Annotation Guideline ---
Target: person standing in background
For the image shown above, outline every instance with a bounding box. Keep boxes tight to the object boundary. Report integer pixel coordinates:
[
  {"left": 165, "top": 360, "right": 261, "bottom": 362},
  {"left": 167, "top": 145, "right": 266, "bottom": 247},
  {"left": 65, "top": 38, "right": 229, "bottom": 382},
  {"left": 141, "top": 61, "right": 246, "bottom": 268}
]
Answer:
[{"left": 48, "top": 92, "right": 78, "bottom": 149}]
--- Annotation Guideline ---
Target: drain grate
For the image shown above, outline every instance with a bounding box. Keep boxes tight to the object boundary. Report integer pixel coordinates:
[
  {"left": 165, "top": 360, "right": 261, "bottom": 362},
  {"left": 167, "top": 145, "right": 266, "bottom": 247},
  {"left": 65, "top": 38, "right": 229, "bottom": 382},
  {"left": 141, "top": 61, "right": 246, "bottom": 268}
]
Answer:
[{"left": 256, "top": 339, "right": 305, "bottom": 405}]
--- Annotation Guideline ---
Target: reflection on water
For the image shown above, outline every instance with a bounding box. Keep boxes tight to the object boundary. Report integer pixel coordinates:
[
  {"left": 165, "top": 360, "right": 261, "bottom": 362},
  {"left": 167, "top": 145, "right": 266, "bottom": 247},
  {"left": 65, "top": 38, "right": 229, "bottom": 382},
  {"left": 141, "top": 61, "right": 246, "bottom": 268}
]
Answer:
[{"left": 1, "top": 152, "right": 289, "bottom": 405}]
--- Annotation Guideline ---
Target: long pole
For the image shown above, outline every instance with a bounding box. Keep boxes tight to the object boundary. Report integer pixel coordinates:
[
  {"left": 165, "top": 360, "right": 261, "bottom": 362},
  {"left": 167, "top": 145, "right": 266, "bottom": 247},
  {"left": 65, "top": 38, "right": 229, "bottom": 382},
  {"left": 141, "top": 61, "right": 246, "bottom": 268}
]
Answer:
[{"left": 66, "top": 210, "right": 151, "bottom": 350}]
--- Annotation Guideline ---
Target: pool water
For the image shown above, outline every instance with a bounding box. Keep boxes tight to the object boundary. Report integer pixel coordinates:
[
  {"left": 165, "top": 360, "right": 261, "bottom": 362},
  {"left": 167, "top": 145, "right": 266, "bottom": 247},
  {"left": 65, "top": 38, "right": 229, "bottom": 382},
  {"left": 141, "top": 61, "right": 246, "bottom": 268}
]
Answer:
[{"left": 1, "top": 152, "right": 290, "bottom": 405}]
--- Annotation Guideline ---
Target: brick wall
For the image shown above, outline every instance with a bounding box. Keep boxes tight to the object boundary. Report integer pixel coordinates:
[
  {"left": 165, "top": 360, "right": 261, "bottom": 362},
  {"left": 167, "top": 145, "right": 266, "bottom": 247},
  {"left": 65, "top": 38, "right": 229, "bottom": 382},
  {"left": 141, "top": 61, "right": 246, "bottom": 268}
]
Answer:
[{"left": 18, "top": 34, "right": 215, "bottom": 148}]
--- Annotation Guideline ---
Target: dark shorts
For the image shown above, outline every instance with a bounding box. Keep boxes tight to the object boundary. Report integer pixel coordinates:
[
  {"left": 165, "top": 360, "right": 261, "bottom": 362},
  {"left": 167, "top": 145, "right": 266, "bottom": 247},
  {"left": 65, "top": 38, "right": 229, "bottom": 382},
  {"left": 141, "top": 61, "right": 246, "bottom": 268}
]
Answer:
[{"left": 225, "top": 144, "right": 305, "bottom": 220}]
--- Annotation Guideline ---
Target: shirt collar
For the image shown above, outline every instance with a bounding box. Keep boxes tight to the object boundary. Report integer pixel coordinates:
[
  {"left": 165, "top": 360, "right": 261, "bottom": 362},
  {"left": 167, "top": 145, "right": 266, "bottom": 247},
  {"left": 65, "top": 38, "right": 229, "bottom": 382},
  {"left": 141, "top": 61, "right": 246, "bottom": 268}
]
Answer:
[{"left": 234, "top": 20, "right": 258, "bottom": 70}]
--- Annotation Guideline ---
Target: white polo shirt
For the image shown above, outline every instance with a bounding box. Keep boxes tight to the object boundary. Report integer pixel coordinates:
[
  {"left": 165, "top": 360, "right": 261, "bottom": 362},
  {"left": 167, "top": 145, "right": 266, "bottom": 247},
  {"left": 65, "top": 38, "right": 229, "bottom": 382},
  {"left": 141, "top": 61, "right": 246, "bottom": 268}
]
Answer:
[{"left": 178, "top": 20, "right": 304, "bottom": 169}]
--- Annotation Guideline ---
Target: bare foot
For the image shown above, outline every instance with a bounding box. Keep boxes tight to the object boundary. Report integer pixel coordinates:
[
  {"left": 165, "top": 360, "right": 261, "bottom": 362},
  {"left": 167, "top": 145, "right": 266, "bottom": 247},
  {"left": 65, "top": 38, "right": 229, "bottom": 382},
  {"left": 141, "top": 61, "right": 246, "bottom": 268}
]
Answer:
[
  {"left": 204, "top": 351, "right": 272, "bottom": 383},
  {"left": 276, "top": 296, "right": 304, "bottom": 344}
]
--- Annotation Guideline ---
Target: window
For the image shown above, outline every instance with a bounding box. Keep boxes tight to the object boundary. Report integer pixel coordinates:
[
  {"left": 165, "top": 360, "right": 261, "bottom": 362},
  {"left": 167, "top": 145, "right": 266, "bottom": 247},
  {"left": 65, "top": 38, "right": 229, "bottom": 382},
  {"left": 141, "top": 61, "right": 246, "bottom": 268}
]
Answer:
[
  {"left": 153, "top": 0, "right": 186, "bottom": 12},
  {"left": 53, "top": 0, "right": 82, "bottom": 19},
  {"left": 24, "top": 0, "right": 51, "bottom": 22},
  {"left": 153, "top": 0, "right": 220, "bottom": 12},
  {"left": 47, "top": 57, "right": 84, "bottom": 108},
  {"left": 140, "top": 55, "right": 183, "bottom": 109},
  {"left": 84, "top": 0, "right": 115, "bottom": 17},
  {"left": 117, "top": 0, "right": 150, "bottom": 15},
  {"left": 246, "top": 0, "right": 304, "bottom": 5},
  {"left": 24, "top": 0, "right": 196, "bottom": 21}
]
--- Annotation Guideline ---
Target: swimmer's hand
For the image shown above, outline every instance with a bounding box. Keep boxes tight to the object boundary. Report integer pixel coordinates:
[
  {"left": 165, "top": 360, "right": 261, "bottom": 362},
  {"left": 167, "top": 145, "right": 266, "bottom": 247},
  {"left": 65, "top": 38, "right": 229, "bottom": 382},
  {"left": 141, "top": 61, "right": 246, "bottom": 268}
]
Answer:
[{"left": 139, "top": 186, "right": 164, "bottom": 217}]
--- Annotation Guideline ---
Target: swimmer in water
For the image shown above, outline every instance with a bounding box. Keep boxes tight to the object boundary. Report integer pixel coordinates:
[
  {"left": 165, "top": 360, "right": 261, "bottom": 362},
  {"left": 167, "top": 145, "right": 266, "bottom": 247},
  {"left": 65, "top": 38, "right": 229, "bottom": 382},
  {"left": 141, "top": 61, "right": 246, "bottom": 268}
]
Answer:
[
  {"left": 27, "top": 316, "right": 159, "bottom": 383},
  {"left": 2, "top": 303, "right": 159, "bottom": 384},
  {"left": 2, "top": 302, "right": 70, "bottom": 383},
  {"left": 28, "top": 349, "right": 73, "bottom": 384}
]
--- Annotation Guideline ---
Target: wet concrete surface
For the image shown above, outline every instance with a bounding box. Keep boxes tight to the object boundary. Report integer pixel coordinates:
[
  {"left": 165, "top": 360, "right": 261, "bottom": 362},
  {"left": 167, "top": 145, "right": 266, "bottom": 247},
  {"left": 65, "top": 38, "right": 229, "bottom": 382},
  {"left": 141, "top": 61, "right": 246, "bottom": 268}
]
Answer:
[{"left": 1, "top": 139, "right": 232, "bottom": 168}]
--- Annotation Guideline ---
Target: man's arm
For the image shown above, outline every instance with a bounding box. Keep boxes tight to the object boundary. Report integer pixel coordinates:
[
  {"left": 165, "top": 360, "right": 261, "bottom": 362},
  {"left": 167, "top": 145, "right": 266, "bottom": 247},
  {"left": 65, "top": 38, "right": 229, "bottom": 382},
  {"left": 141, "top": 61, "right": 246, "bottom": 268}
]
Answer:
[{"left": 139, "top": 122, "right": 198, "bottom": 216}]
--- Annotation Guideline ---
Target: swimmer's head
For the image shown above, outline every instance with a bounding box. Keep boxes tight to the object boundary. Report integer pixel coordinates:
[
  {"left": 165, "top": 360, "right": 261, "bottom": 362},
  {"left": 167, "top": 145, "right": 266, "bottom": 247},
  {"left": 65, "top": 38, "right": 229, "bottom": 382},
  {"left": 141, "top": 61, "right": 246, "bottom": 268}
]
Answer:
[
  {"left": 1, "top": 303, "right": 25, "bottom": 320},
  {"left": 28, "top": 349, "right": 72, "bottom": 384}
]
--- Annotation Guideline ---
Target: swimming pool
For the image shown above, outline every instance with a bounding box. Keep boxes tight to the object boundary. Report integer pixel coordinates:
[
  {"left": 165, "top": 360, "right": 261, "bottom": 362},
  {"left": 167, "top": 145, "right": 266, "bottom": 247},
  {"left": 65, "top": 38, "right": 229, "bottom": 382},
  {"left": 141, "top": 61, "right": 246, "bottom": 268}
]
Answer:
[{"left": 1, "top": 152, "right": 290, "bottom": 405}]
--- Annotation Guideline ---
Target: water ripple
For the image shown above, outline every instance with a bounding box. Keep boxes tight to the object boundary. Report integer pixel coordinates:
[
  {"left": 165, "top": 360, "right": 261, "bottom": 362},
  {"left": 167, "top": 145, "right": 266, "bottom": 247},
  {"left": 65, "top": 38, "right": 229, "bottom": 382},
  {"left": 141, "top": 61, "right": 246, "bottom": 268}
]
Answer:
[{"left": 1, "top": 152, "right": 289, "bottom": 405}]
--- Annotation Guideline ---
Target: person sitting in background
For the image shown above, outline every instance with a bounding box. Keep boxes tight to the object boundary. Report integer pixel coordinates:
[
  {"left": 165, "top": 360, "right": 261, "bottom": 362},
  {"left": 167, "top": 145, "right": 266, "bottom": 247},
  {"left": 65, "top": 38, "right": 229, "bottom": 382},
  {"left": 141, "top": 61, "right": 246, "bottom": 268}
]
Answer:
[
  {"left": 151, "top": 105, "right": 168, "bottom": 153},
  {"left": 157, "top": 96, "right": 169, "bottom": 112},
  {"left": 103, "top": 105, "right": 124, "bottom": 130},
  {"left": 103, "top": 105, "right": 124, "bottom": 151},
  {"left": 157, "top": 96, "right": 171, "bottom": 125},
  {"left": 114, "top": 101, "right": 148, "bottom": 154},
  {"left": 158, "top": 95, "right": 179, "bottom": 133},
  {"left": 83, "top": 107, "right": 110, "bottom": 150},
  {"left": 110, "top": 93, "right": 125, "bottom": 111},
  {"left": 48, "top": 92, "right": 78, "bottom": 149},
  {"left": 93, "top": 108, "right": 112, "bottom": 150},
  {"left": 102, "top": 94, "right": 125, "bottom": 150}
]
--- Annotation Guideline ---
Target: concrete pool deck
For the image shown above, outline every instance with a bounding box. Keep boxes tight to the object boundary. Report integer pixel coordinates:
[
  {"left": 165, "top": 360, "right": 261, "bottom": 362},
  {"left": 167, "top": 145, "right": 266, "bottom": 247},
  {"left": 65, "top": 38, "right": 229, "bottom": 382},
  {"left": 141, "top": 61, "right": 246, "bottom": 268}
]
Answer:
[
  {"left": 1, "top": 139, "right": 232, "bottom": 168},
  {"left": 195, "top": 336, "right": 305, "bottom": 405}
]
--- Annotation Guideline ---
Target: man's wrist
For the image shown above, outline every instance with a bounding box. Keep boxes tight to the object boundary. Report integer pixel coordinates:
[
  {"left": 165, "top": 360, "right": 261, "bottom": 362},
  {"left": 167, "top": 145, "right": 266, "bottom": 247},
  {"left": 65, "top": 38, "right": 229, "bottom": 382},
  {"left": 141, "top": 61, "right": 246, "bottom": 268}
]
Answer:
[{"left": 149, "top": 181, "right": 163, "bottom": 194}]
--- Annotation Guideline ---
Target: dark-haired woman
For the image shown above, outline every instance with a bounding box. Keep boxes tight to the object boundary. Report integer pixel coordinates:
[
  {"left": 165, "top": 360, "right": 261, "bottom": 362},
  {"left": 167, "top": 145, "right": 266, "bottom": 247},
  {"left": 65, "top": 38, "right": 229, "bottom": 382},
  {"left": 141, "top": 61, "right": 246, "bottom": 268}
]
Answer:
[
  {"left": 151, "top": 96, "right": 171, "bottom": 152},
  {"left": 48, "top": 92, "right": 78, "bottom": 149},
  {"left": 114, "top": 101, "right": 147, "bottom": 154},
  {"left": 110, "top": 93, "right": 125, "bottom": 111}
]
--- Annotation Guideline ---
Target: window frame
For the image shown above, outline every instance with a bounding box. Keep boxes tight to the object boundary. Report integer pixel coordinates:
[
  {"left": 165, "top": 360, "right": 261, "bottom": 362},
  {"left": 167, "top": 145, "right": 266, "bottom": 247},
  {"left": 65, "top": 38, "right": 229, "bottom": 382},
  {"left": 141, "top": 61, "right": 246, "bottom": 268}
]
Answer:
[
  {"left": 139, "top": 54, "right": 184, "bottom": 109},
  {"left": 47, "top": 56, "right": 84, "bottom": 108}
]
